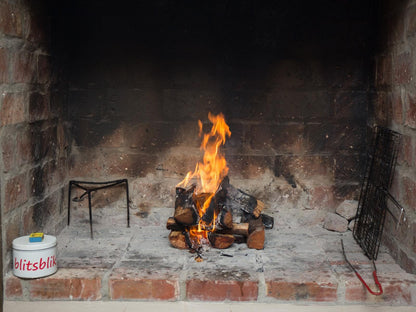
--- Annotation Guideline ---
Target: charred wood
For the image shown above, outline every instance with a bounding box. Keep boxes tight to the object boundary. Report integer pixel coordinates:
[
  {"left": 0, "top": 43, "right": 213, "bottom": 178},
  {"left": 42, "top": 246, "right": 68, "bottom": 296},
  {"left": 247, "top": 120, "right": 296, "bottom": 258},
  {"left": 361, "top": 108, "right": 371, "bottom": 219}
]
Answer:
[
  {"left": 174, "top": 186, "right": 198, "bottom": 225},
  {"left": 247, "top": 227, "right": 265, "bottom": 250},
  {"left": 221, "top": 176, "right": 261, "bottom": 217},
  {"left": 166, "top": 217, "right": 185, "bottom": 231},
  {"left": 193, "top": 192, "right": 212, "bottom": 211},
  {"left": 249, "top": 217, "right": 264, "bottom": 234},
  {"left": 247, "top": 218, "right": 265, "bottom": 250},
  {"left": 253, "top": 200, "right": 265, "bottom": 218},
  {"left": 217, "top": 207, "right": 233, "bottom": 229},
  {"left": 208, "top": 233, "right": 235, "bottom": 249},
  {"left": 261, "top": 214, "right": 274, "bottom": 229},
  {"left": 169, "top": 231, "right": 188, "bottom": 249},
  {"left": 241, "top": 212, "right": 274, "bottom": 230},
  {"left": 233, "top": 234, "right": 247, "bottom": 244},
  {"left": 201, "top": 182, "right": 226, "bottom": 225},
  {"left": 174, "top": 206, "right": 198, "bottom": 225},
  {"left": 217, "top": 222, "right": 249, "bottom": 236}
]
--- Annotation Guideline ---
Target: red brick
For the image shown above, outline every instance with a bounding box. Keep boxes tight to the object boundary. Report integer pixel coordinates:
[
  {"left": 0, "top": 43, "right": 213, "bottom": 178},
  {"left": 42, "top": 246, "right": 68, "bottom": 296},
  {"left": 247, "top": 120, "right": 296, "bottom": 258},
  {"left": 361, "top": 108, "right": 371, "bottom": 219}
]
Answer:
[
  {"left": 308, "top": 185, "right": 335, "bottom": 210},
  {"left": 345, "top": 274, "right": 414, "bottom": 304},
  {"left": 28, "top": 12, "right": 48, "bottom": 44},
  {"left": 31, "top": 124, "right": 58, "bottom": 162},
  {"left": 110, "top": 278, "right": 178, "bottom": 300},
  {"left": 0, "top": 2, "right": 23, "bottom": 37},
  {"left": 16, "top": 127, "right": 32, "bottom": 167},
  {"left": 333, "top": 91, "right": 367, "bottom": 120},
  {"left": 391, "top": 91, "right": 403, "bottom": 124},
  {"left": 22, "top": 204, "right": 36, "bottom": 234},
  {"left": 407, "top": 5, "right": 416, "bottom": 36},
  {"left": 266, "top": 280, "right": 337, "bottom": 302},
  {"left": 37, "top": 54, "right": 52, "bottom": 84},
  {"left": 57, "top": 123, "right": 69, "bottom": 152},
  {"left": 4, "top": 171, "right": 29, "bottom": 214},
  {"left": 22, "top": 195, "right": 61, "bottom": 234},
  {"left": 393, "top": 52, "right": 412, "bottom": 85},
  {"left": 29, "top": 268, "right": 102, "bottom": 300},
  {"left": 5, "top": 213, "right": 20, "bottom": 251},
  {"left": 73, "top": 119, "right": 125, "bottom": 148},
  {"left": 398, "top": 135, "right": 412, "bottom": 166},
  {"left": 405, "top": 92, "right": 416, "bottom": 129},
  {"left": 334, "top": 154, "right": 362, "bottom": 182},
  {"left": 387, "top": 216, "right": 415, "bottom": 261},
  {"left": 227, "top": 155, "right": 274, "bottom": 179},
  {"left": 402, "top": 176, "right": 416, "bottom": 212},
  {"left": 0, "top": 129, "right": 14, "bottom": 172},
  {"left": 375, "top": 54, "right": 392, "bottom": 87},
  {"left": 29, "top": 92, "right": 50, "bottom": 122},
  {"left": 109, "top": 269, "right": 179, "bottom": 300},
  {"left": 5, "top": 275, "right": 23, "bottom": 298},
  {"left": 275, "top": 155, "right": 333, "bottom": 181},
  {"left": 268, "top": 59, "right": 308, "bottom": 88},
  {"left": 12, "top": 51, "right": 36, "bottom": 83},
  {"left": 249, "top": 124, "right": 305, "bottom": 153},
  {"left": 70, "top": 150, "right": 156, "bottom": 178},
  {"left": 0, "top": 47, "right": 8, "bottom": 83},
  {"left": 414, "top": 138, "right": 416, "bottom": 167},
  {"left": 390, "top": 170, "right": 401, "bottom": 202},
  {"left": 186, "top": 279, "right": 258, "bottom": 301},
  {"left": 373, "top": 91, "right": 390, "bottom": 126},
  {"left": 305, "top": 123, "right": 365, "bottom": 153},
  {"left": 0, "top": 92, "right": 26, "bottom": 126},
  {"left": 399, "top": 248, "right": 416, "bottom": 274}
]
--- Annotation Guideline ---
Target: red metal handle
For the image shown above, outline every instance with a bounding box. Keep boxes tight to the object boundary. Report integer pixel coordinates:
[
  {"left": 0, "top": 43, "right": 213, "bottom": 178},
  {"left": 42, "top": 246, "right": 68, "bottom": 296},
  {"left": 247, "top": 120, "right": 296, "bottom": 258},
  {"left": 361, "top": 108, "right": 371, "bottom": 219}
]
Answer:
[{"left": 354, "top": 270, "right": 383, "bottom": 296}]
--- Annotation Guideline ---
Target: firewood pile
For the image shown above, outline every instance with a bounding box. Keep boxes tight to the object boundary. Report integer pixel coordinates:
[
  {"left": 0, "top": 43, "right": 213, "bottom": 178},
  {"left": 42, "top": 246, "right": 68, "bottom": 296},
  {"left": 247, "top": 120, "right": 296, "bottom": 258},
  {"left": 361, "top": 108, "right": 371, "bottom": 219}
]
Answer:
[{"left": 167, "top": 176, "right": 273, "bottom": 251}]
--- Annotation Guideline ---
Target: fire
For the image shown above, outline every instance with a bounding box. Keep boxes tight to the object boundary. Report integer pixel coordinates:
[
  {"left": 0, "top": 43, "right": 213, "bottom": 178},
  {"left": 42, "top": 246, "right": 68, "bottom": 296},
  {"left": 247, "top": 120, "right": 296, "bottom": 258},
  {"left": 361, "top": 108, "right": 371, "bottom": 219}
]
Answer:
[{"left": 177, "top": 112, "right": 231, "bottom": 245}]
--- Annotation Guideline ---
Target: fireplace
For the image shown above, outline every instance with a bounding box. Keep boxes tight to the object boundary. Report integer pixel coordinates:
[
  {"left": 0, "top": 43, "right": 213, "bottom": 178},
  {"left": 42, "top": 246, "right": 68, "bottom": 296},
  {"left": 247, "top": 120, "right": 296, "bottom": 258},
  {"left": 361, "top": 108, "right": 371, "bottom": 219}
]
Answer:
[{"left": 1, "top": 0, "right": 416, "bottom": 305}]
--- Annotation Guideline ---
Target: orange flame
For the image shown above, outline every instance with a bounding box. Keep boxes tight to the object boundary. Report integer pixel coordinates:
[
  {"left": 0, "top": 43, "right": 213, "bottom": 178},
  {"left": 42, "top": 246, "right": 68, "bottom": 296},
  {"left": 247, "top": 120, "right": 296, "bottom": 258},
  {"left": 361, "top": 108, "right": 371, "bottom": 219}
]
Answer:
[
  {"left": 177, "top": 112, "right": 231, "bottom": 245},
  {"left": 177, "top": 112, "right": 231, "bottom": 193}
]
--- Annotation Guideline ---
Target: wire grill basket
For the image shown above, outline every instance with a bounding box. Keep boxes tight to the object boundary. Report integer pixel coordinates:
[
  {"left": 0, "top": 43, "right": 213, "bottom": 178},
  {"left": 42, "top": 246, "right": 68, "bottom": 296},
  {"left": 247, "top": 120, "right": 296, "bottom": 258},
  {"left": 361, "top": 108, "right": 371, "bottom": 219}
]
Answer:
[{"left": 353, "top": 126, "right": 401, "bottom": 260}]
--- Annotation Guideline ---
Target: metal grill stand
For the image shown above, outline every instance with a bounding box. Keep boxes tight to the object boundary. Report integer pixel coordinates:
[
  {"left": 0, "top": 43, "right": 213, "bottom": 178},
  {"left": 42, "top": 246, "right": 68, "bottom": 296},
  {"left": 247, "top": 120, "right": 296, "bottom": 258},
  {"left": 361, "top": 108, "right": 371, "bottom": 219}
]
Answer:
[{"left": 67, "top": 179, "right": 130, "bottom": 239}]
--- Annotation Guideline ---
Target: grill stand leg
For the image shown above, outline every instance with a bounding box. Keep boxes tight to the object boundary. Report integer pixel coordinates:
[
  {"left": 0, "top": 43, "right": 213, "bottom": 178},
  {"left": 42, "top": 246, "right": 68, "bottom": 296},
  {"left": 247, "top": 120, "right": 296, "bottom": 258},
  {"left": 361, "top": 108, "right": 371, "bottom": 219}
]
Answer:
[
  {"left": 125, "top": 179, "right": 130, "bottom": 227},
  {"left": 88, "top": 191, "right": 93, "bottom": 239}
]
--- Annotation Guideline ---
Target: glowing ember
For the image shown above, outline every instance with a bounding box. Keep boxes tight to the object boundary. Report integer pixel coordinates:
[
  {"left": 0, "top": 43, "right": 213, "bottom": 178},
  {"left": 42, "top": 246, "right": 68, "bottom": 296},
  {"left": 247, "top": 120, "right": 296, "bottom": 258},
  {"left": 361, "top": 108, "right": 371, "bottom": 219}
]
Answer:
[{"left": 177, "top": 112, "right": 231, "bottom": 245}]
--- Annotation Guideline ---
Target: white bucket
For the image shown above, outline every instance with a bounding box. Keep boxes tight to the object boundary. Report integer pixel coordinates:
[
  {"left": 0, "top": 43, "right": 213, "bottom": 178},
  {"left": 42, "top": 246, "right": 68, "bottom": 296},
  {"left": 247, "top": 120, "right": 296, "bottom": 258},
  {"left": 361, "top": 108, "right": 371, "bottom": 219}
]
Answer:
[{"left": 12, "top": 235, "right": 57, "bottom": 279}]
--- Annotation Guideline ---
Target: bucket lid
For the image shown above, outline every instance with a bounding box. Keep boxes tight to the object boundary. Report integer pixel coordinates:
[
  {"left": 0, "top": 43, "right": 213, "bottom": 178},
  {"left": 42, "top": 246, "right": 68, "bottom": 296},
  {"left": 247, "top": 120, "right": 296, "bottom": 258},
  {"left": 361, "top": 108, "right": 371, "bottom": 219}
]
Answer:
[{"left": 12, "top": 235, "right": 56, "bottom": 251}]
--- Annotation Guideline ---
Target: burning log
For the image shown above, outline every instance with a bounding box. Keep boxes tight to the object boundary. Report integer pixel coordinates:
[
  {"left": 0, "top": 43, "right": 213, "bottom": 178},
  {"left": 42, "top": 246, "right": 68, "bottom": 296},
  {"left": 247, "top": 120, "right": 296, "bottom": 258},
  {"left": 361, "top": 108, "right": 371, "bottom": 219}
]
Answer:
[
  {"left": 166, "top": 217, "right": 184, "bottom": 231},
  {"left": 174, "top": 206, "right": 198, "bottom": 226},
  {"left": 247, "top": 218, "right": 265, "bottom": 250},
  {"left": 217, "top": 223, "right": 249, "bottom": 236},
  {"left": 253, "top": 200, "right": 265, "bottom": 218},
  {"left": 168, "top": 231, "right": 188, "bottom": 249},
  {"left": 222, "top": 176, "right": 258, "bottom": 215},
  {"left": 218, "top": 176, "right": 266, "bottom": 224},
  {"left": 200, "top": 186, "right": 226, "bottom": 225},
  {"left": 174, "top": 186, "right": 198, "bottom": 225},
  {"left": 247, "top": 228, "right": 265, "bottom": 250},
  {"left": 217, "top": 207, "right": 233, "bottom": 229},
  {"left": 261, "top": 213, "right": 274, "bottom": 229},
  {"left": 233, "top": 234, "right": 247, "bottom": 244},
  {"left": 208, "top": 233, "right": 235, "bottom": 249}
]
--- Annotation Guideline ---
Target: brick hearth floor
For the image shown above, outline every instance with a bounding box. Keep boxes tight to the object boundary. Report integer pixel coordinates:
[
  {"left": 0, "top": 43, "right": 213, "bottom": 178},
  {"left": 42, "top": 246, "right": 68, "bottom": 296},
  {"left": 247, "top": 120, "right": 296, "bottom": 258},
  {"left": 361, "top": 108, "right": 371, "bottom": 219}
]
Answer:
[{"left": 5, "top": 205, "right": 416, "bottom": 305}]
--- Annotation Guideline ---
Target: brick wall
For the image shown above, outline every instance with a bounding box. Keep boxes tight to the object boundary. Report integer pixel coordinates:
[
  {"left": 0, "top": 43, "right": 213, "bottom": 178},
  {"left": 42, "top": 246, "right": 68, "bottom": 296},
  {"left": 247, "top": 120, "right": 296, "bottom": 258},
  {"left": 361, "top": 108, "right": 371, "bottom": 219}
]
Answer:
[
  {"left": 374, "top": 0, "right": 416, "bottom": 273},
  {"left": 0, "top": 0, "right": 70, "bottom": 272},
  {"left": 50, "top": 1, "right": 375, "bottom": 218}
]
